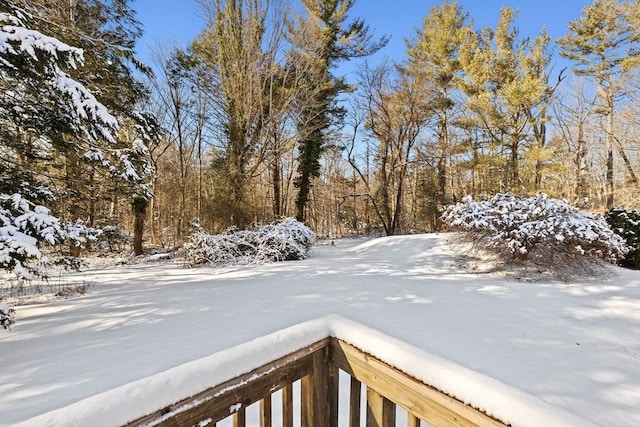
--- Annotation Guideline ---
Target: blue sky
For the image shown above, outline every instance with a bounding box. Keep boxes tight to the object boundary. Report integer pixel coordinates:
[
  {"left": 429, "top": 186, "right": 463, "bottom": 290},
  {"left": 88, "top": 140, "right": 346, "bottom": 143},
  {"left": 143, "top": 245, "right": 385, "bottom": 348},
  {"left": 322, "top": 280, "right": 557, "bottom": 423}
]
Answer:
[{"left": 133, "top": 0, "right": 592, "bottom": 76}]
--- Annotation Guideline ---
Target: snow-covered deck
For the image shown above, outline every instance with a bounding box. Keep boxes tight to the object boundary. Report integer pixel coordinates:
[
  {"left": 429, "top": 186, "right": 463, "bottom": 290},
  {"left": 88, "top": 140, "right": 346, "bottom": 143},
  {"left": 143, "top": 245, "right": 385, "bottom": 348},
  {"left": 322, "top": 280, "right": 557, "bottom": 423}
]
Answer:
[
  {"left": 1, "top": 234, "right": 638, "bottom": 426},
  {"left": 12, "top": 316, "right": 593, "bottom": 427}
]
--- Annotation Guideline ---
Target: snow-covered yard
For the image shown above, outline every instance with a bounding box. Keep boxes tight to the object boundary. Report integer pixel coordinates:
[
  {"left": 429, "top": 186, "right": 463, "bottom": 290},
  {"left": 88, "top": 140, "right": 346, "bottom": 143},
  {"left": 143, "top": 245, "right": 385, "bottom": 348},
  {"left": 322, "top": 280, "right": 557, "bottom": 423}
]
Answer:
[{"left": 1, "top": 233, "right": 638, "bottom": 426}]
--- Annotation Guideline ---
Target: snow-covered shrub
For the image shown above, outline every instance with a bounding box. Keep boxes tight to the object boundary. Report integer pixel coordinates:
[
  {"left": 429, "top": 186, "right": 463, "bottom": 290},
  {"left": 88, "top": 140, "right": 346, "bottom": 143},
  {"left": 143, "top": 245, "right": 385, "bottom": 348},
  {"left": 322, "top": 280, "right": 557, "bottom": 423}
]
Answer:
[
  {"left": 254, "top": 218, "right": 316, "bottom": 262},
  {"left": 0, "top": 302, "right": 15, "bottom": 330},
  {"left": 442, "top": 193, "right": 628, "bottom": 264},
  {"left": 183, "top": 218, "right": 315, "bottom": 267},
  {"left": 606, "top": 208, "right": 640, "bottom": 269}
]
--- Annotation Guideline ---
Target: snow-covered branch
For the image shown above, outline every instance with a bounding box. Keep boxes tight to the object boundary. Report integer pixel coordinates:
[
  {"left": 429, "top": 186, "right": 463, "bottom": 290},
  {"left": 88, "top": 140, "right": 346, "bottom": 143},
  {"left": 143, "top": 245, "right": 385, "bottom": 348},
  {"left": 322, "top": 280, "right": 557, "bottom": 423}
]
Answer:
[
  {"left": 1, "top": 7, "right": 118, "bottom": 143},
  {"left": 0, "top": 193, "right": 100, "bottom": 281},
  {"left": 184, "top": 218, "right": 315, "bottom": 267}
]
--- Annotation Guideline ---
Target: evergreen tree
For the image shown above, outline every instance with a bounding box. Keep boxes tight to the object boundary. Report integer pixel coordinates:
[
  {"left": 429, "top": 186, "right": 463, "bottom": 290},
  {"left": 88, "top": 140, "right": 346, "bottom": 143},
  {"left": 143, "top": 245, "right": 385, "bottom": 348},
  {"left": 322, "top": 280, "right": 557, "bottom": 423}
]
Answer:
[
  {"left": 458, "top": 7, "right": 553, "bottom": 192},
  {"left": 0, "top": 0, "right": 118, "bottom": 276},
  {"left": 288, "top": 0, "right": 387, "bottom": 222},
  {"left": 558, "top": 0, "right": 640, "bottom": 209},
  {"left": 11, "top": 0, "right": 158, "bottom": 255},
  {"left": 405, "top": 1, "right": 470, "bottom": 224}
]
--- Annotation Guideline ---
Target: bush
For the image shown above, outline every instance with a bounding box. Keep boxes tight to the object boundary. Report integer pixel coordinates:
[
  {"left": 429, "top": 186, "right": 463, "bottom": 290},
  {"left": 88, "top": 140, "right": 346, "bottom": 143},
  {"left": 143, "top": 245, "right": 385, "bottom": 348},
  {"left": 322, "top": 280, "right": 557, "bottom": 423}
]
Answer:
[
  {"left": 442, "top": 193, "right": 628, "bottom": 264},
  {"left": 0, "top": 303, "right": 15, "bottom": 330},
  {"left": 183, "top": 218, "right": 315, "bottom": 267},
  {"left": 605, "top": 208, "right": 640, "bottom": 269}
]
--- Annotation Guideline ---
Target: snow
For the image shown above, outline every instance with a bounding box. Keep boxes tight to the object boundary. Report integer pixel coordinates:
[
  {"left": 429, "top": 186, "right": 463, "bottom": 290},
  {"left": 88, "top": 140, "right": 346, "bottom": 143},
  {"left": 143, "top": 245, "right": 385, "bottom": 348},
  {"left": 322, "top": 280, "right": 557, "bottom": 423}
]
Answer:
[{"left": 1, "top": 233, "right": 638, "bottom": 426}]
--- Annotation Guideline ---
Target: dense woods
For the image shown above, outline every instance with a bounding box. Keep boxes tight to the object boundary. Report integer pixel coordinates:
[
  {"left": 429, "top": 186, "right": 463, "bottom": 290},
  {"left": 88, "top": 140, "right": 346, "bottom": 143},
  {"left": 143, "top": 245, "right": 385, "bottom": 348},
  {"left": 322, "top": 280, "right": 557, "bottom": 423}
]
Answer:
[{"left": 1, "top": 0, "right": 639, "bottom": 262}]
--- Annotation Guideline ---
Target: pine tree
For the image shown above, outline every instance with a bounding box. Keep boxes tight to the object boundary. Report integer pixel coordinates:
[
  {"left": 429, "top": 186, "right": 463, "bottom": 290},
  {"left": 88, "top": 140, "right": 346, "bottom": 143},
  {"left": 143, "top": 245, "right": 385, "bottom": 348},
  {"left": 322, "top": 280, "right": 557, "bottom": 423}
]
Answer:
[
  {"left": 458, "top": 7, "right": 552, "bottom": 192},
  {"left": 0, "top": 0, "right": 118, "bottom": 276},
  {"left": 558, "top": 0, "right": 640, "bottom": 209},
  {"left": 405, "top": 1, "right": 470, "bottom": 225},
  {"left": 288, "top": 0, "right": 387, "bottom": 222},
  {"left": 12, "top": 0, "right": 158, "bottom": 255}
]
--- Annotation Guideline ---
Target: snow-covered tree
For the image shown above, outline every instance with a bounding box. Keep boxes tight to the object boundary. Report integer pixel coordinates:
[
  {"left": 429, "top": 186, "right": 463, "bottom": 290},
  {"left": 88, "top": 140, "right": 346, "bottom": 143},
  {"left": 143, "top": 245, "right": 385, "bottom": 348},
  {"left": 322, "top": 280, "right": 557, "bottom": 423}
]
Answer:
[
  {"left": 1, "top": 1, "right": 159, "bottom": 262},
  {"left": 0, "top": 1, "right": 118, "bottom": 152},
  {"left": 442, "top": 193, "right": 628, "bottom": 264},
  {"left": 0, "top": 1, "right": 156, "bottom": 290},
  {"left": 14, "top": 0, "right": 157, "bottom": 253},
  {"left": 0, "top": 194, "right": 99, "bottom": 280}
]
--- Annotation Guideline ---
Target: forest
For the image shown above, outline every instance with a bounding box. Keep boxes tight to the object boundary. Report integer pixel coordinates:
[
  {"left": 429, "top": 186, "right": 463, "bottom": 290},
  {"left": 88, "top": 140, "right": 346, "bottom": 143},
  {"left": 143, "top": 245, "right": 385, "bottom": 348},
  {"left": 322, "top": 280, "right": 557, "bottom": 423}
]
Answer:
[{"left": 0, "top": 0, "right": 638, "bottom": 261}]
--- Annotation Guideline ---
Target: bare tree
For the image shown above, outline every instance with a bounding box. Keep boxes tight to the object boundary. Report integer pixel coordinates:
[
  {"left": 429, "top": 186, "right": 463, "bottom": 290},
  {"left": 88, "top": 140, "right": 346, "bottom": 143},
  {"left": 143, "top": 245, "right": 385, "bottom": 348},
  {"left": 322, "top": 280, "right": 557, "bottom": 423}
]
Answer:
[
  {"left": 354, "top": 61, "right": 437, "bottom": 235},
  {"left": 553, "top": 80, "right": 599, "bottom": 202},
  {"left": 148, "top": 44, "right": 198, "bottom": 243}
]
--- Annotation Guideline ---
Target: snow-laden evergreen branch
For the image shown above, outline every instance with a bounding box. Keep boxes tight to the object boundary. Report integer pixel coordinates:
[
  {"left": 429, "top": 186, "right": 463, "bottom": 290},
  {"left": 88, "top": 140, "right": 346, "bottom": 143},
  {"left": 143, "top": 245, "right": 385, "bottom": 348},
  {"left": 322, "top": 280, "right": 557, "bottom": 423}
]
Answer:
[
  {"left": 0, "top": 194, "right": 99, "bottom": 281},
  {"left": 1, "top": 7, "right": 118, "bottom": 143}
]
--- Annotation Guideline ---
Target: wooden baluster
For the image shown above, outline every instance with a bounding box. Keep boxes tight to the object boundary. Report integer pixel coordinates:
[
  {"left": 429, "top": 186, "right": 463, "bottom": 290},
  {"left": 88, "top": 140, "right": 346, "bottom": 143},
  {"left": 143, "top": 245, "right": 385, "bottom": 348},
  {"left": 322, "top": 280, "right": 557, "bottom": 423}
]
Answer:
[
  {"left": 282, "top": 384, "right": 293, "bottom": 427},
  {"left": 232, "top": 408, "right": 246, "bottom": 427},
  {"left": 350, "top": 377, "right": 362, "bottom": 427},
  {"left": 366, "top": 386, "right": 396, "bottom": 427},
  {"left": 260, "top": 396, "right": 272, "bottom": 427},
  {"left": 407, "top": 413, "right": 421, "bottom": 427},
  {"left": 301, "top": 374, "right": 313, "bottom": 427}
]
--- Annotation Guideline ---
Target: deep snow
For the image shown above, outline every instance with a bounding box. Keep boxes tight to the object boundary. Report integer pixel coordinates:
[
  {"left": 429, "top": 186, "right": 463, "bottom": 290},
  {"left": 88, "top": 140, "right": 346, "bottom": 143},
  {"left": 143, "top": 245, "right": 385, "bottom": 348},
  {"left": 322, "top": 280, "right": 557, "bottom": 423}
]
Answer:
[{"left": 0, "top": 233, "right": 638, "bottom": 426}]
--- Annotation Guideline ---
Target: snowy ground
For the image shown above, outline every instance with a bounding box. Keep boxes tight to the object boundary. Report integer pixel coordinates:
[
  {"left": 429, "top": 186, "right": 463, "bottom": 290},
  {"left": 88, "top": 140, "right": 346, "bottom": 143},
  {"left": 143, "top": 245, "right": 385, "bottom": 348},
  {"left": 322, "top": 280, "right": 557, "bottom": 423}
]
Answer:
[{"left": 0, "top": 233, "right": 638, "bottom": 426}]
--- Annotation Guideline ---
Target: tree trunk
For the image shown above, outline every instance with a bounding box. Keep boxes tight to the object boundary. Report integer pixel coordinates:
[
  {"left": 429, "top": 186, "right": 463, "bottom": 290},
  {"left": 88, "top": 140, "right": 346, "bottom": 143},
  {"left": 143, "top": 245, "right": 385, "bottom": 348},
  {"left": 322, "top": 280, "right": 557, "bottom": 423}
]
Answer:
[
  {"left": 510, "top": 136, "right": 519, "bottom": 191},
  {"left": 391, "top": 168, "right": 406, "bottom": 235},
  {"left": 379, "top": 143, "right": 392, "bottom": 236},
  {"left": 295, "top": 173, "right": 310, "bottom": 222},
  {"left": 295, "top": 132, "right": 322, "bottom": 223},
  {"left": 605, "top": 91, "right": 614, "bottom": 209},
  {"left": 435, "top": 115, "right": 448, "bottom": 231},
  {"left": 132, "top": 197, "right": 147, "bottom": 255},
  {"left": 149, "top": 177, "right": 158, "bottom": 245},
  {"left": 534, "top": 121, "right": 547, "bottom": 190},
  {"left": 575, "top": 120, "right": 588, "bottom": 200},
  {"left": 66, "top": 151, "right": 81, "bottom": 258},
  {"left": 272, "top": 138, "right": 281, "bottom": 217}
]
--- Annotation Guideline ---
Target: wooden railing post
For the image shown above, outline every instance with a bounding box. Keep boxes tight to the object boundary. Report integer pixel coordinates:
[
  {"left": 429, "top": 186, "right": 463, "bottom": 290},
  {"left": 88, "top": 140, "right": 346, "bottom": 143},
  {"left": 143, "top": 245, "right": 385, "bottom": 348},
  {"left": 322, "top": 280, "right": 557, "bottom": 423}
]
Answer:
[
  {"left": 311, "top": 345, "right": 339, "bottom": 427},
  {"left": 407, "top": 413, "right": 421, "bottom": 427},
  {"left": 327, "top": 347, "right": 339, "bottom": 427},
  {"left": 301, "top": 374, "right": 313, "bottom": 427}
]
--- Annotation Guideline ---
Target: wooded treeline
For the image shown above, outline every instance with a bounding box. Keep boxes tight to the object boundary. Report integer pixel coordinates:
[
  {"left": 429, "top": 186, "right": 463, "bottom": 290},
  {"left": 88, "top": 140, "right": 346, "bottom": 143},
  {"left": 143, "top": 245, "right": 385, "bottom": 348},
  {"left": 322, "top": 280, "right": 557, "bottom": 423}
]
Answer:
[{"left": 2, "top": 0, "right": 639, "bottom": 255}]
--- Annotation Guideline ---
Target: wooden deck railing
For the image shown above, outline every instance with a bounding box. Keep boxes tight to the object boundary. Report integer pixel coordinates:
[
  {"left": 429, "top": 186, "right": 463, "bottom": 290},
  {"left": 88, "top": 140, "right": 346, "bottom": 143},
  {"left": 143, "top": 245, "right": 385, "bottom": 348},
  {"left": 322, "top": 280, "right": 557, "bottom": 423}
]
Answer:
[{"left": 126, "top": 337, "right": 507, "bottom": 427}]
